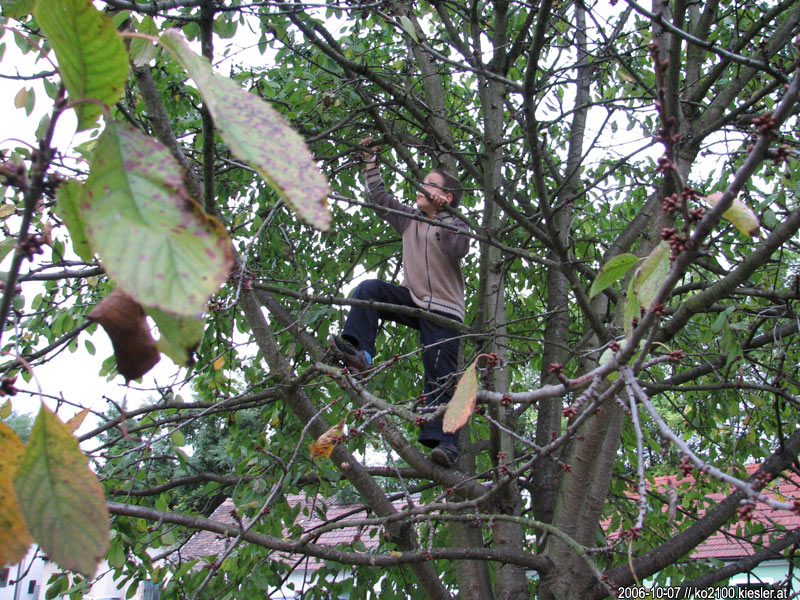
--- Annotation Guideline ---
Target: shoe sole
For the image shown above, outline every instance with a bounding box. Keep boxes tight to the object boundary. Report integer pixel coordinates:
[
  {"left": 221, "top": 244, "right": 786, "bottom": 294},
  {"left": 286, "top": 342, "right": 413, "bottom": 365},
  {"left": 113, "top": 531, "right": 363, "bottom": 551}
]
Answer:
[
  {"left": 330, "top": 336, "right": 368, "bottom": 373},
  {"left": 430, "top": 448, "right": 455, "bottom": 468}
]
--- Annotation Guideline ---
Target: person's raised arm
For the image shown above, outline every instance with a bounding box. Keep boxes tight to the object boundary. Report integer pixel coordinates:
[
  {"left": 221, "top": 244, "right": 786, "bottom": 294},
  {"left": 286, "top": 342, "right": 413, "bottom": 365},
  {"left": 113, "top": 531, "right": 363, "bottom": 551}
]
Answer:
[{"left": 357, "top": 137, "right": 414, "bottom": 233}]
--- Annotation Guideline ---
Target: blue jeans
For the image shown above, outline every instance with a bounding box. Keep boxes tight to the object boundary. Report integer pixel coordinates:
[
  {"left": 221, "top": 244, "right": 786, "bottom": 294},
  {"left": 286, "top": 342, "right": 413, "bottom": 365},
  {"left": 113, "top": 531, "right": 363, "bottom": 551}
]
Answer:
[{"left": 342, "top": 279, "right": 460, "bottom": 447}]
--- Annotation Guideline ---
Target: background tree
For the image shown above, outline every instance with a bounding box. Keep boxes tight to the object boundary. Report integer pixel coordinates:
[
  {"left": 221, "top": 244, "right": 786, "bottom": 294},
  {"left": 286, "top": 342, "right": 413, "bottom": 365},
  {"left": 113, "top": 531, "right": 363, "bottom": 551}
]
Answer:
[{"left": 1, "top": 0, "right": 800, "bottom": 598}]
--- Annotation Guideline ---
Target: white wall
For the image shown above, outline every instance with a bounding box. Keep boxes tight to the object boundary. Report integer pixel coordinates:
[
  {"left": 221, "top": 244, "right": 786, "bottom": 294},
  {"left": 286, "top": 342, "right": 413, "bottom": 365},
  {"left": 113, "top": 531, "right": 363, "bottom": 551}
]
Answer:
[
  {"left": 2, "top": 548, "right": 145, "bottom": 600},
  {"left": 0, "top": 547, "right": 45, "bottom": 600}
]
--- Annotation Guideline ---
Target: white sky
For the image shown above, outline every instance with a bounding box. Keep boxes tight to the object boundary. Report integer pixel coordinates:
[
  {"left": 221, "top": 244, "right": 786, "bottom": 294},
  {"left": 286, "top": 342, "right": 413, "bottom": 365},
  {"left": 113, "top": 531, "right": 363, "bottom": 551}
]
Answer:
[{"left": 0, "top": 33, "right": 198, "bottom": 431}]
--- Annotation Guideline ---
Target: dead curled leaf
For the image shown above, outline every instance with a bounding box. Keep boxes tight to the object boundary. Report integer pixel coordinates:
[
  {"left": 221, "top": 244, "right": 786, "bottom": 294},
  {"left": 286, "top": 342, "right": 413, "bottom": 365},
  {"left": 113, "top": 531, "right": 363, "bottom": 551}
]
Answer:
[
  {"left": 309, "top": 420, "right": 346, "bottom": 459},
  {"left": 88, "top": 288, "right": 160, "bottom": 381},
  {"left": 443, "top": 360, "right": 479, "bottom": 434},
  {"left": 65, "top": 408, "right": 90, "bottom": 434}
]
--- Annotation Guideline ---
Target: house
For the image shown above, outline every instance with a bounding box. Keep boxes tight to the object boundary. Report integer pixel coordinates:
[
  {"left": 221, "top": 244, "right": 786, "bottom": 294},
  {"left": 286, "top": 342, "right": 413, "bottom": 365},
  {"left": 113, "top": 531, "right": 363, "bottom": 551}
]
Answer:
[
  {"left": 181, "top": 494, "right": 382, "bottom": 598},
  {"left": 610, "top": 464, "right": 800, "bottom": 591},
  {"left": 184, "top": 467, "right": 800, "bottom": 595},
  {"left": 1, "top": 546, "right": 159, "bottom": 600}
]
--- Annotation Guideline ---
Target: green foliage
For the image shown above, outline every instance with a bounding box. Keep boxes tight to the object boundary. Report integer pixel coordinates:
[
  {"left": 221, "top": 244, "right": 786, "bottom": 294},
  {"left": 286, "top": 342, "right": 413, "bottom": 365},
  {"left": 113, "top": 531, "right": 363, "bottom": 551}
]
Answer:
[
  {"left": 1, "top": 0, "right": 800, "bottom": 597},
  {"left": 54, "top": 179, "right": 94, "bottom": 262},
  {"left": 34, "top": 0, "right": 128, "bottom": 131}
]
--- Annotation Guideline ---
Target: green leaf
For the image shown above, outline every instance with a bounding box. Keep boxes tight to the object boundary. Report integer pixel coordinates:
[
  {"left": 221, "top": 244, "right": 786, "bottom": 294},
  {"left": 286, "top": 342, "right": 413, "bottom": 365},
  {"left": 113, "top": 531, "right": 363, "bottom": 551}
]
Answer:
[
  {"left": 148, "top": 307, "right": 204, "bottom": 367},
  {"left": 80, "top": 121, "right": 233, "bottom": 316},
  {"left": 171, "top": 430, "right": 185, "bottom": 447},
  {"left": 0, "top": 422, "right": 32, "bottom": 567},
  {"left": 624, "top": 277, "right": 638, "bottom": 340},
  {"left": 711, "top": 308, "right": 732, "bottom": 334},
  {"left": 632, "top": 242, "right": 670, "bottom": 311},
  {"left": 0, "top": 238, "right": 16, "bottom": 263},
  {"left": 34, "top": 0, "right": 129, "bottom": 131},
  {"left": 129, "top": 16, "right": 158, "bottom": 67},
  {"left": 106, "top": 535, "right": 125, "bottom": 569},
  {"left": 1, "top": 0, "right": 35, "bottom": 18},
  {"left": 13, "top": 405, "right": 109, "bottom": 576},
  {"left": 54, "top": 180, "right": 94, "bottom": 262},
  {"left": 159, "top": 29, "right": 331, "bottom": 231},
  {"left": 589, "top": 253, "right": 638, "bottom": 299},
  {"left": 0, "top": 399, "right": 10, "bottom": 419},
  {"left": 443, "top": 359, "right": 478, "bottom": 434},
  {"left": 598, "top": 347, "right": 619, "bottom": 382},
  {"left": 398, "top": 16, "right": 419, "bottom": 43}
]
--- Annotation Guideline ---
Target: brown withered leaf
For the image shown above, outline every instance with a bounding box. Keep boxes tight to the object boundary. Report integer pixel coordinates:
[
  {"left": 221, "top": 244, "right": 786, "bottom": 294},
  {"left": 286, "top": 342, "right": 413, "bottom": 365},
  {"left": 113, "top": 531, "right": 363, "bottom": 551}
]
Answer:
[
  {"left": 443, "top": 360, "right": 479, "bottom": 434},
  {"left": 88, "top": 288, "right": 160, "bottom": 381},
  {"left": 309, "top": 420, "right": 346, "bottom": 459},
  {"left": 65, "top": 408, "right": 90, "bottom": 434}
]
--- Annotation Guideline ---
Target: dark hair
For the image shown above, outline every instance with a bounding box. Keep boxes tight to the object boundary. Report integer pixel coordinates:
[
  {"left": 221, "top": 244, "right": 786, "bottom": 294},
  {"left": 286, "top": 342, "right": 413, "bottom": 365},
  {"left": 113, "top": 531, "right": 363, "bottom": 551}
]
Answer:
[{"left": 430, "top": 168, "right": 464, "bottom": 208}]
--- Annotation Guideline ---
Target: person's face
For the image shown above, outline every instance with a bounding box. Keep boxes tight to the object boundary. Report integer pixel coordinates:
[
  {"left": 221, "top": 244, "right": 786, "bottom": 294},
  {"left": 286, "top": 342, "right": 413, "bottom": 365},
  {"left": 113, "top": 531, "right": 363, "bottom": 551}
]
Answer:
[{"left": 416, "top": 172, "right": 452, "bottom": 215}]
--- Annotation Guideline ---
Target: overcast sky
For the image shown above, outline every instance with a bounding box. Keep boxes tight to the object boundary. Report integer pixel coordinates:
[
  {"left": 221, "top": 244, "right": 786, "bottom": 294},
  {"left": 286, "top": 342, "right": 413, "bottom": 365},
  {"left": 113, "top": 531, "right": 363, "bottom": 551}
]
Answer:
[{"left": 0, "top": 32, "right": 196, "bottom": 432}]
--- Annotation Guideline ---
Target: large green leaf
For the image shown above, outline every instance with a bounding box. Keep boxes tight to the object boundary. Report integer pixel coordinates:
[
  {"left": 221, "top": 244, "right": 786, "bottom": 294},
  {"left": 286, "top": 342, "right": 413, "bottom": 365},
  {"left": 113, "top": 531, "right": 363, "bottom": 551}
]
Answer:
[
  {"left": 34, "top": 0, "right": 129, "bottom": 131},
  {"left": 589, "top": 253, "right": 639, "bottom": 299},
  {"left": 0, "top": 422, "right": 32, "bottom": 567},
  {"left": 80, "top": 121, "right": 233, "bottom": 316},
  {"left": 54, "top": 180, "right": 94, "bottom": 262},
  {"left": 13, "top": 406, "right": 109, "bottom": 576},
  {"left": 159, "top": 29, "right": 331, "bottom": 231},
  {"left": 632, "top": 241, "right": 670, "bottom": 311}
]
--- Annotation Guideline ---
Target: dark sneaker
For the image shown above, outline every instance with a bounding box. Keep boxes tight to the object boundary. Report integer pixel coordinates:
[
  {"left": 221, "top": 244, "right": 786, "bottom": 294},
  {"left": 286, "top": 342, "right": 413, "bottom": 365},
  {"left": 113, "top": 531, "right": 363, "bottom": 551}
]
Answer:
[
  {"left": 430, "top": 443, "right": 459, "bottom": 468},
  {"left": 330, "top": 335, "right": 371, "bottom": 373}
]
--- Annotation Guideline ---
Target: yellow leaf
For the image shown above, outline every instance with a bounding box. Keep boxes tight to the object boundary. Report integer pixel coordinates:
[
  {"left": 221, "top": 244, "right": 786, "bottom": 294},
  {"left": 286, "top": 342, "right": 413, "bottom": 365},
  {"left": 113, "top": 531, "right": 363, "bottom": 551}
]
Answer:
[
  {"left": 65, "top": 408, "right": 90, "bottom": 434},
  {"left": 443, "top": 360, "right": 479, "bottom": 434},
  {"left": 14, "top": 406, "right": 109, "bottom": 577},
  {"left": 309, "top": 420, "right": 345, "bottom": 459},
  {"left": 14, "top": 87, "right": 28, "bottom": 109},
  {"left": 1, "top": 399, "right": 11, "bottom": 419},
  {"left": 0, "top": 204, "right": 15, "bottom": 219},
  {"left": 213, "top": 356, "right": 225, "bottom": 370},
  {"left": 0, "top": 422, "right": 33, "bottom": 566},
  {"left": 705, "top": 193, "right": 760, "bottom": 238}
]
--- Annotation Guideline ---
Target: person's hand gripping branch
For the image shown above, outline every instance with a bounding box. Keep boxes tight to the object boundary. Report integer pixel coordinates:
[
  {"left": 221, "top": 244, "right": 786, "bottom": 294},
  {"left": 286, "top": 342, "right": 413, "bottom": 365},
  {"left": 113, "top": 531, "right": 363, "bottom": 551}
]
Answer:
[
  {"left": 358, "top": 136, "right": 381, "bottom": 170},
  {"left": 426, "top": 187, "right": 450, "bottom": 211}
]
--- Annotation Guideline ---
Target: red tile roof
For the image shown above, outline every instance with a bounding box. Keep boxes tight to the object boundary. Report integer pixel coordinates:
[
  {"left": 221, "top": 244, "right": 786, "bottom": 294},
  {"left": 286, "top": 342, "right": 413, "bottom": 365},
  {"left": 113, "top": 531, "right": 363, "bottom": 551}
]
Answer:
[
  {"left": 182, "top": 494, "right": 387, "bottom": 570},
  {"left": 183, "top": 465, "right": 800, "bottom": 568},
  {"left": 611, "top": 464, "right": 800, "bottom": 560}
]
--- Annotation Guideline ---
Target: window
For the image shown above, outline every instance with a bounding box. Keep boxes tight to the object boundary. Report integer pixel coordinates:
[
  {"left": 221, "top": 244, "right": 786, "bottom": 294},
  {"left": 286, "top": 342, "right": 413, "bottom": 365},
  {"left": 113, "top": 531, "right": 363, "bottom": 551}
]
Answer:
[{"left": 143, "top": 580, "right": 162, "bottom": 600}]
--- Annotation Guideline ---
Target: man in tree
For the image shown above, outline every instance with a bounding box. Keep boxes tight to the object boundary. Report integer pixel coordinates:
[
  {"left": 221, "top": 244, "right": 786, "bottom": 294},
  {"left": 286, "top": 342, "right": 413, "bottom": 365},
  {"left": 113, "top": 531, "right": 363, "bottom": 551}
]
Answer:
[{"left": 331, "top": 137, "right": 470, "bottom": 468}]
